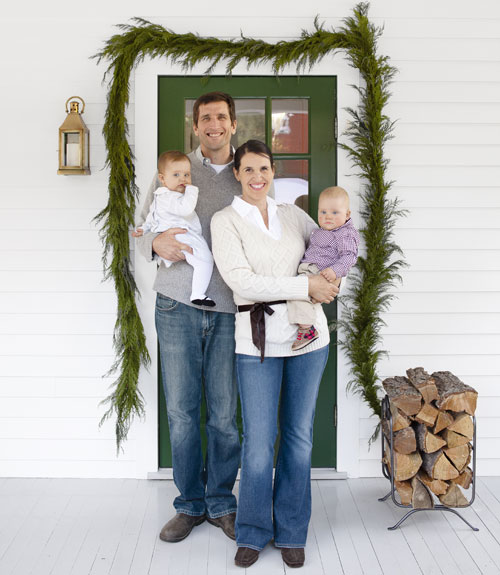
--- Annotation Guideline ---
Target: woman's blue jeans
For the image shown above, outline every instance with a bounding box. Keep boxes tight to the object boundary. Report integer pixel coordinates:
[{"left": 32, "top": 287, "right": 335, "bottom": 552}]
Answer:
[
  {"left": 235, "top": 346, "right": 329, "bottom": 550},
  {"left": 155, "top": 293, "right": 240, "bottom": 518}
]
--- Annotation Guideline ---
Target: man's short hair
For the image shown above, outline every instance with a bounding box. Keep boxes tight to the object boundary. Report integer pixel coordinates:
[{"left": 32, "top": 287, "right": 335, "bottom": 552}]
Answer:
[
  {"left": 192, "top": 92, "right": 236, "bottom": 127},
  {"left": 158, "top": 150, "right": 190, "bottom": 173}
]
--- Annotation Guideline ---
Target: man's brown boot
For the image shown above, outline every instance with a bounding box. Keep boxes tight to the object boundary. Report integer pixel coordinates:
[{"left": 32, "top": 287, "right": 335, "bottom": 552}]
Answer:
[
  {"left": 159, "top": 513, "right": 205, "bottom": 542},
  {"left": 207, "top": 512, "right": 236, "bottom": 540}
]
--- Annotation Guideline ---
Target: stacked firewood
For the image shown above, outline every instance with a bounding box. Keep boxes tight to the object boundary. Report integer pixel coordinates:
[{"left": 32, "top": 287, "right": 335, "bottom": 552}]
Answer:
[{"left": 382, "top": 368, "right": 477, "bottom": 509}]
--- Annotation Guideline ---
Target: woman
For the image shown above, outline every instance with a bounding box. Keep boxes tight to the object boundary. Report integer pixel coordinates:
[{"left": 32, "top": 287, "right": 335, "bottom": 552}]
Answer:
[{"left": 211, "top": 140, "right": 338, "bottom": 568}]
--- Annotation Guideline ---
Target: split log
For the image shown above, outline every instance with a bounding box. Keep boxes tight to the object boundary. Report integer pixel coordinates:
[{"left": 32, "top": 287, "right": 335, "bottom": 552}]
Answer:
[
  {"left": 411, "top": 476, "right": 434, "bottom": 509},
  {"left": 390, "top": 403, "right": 411, "bottom": 432},
  {"left": 422, "top": 450, "right": 459, "bottom": 480},
  {"left": 395, "top": 480, "right": 413, "bottom": 505},
  {"left": 415, "top": 403, "right": 439, "bottom": 427},
  {"left": 415, "top": 423, "right": 446, "bottom": 453},
  {"left": 441, "top": 429, "right": 470, "bottom": 449},
  {"left": 383, "top": 376, "right": 422, "bottom": 416},
  {"left": 385, "top": 448, "right": 422, "bottom": 481},
  {"left": 432, "top": 371, "right": 478, "bottom": 415},
  {"left": 444, "top": 444, "right": 471, "bottom": 472},
  {"left": 418, "top": 470, "right": 449, "bottom": 496},
  {"left": 448, "top": 413, "right": 474, "bottom": 440},
  {"left": 439, "top": 483, "right": 469, "bottom": 508},
  {"left": 433, "top": 411, "right": 454, "bottom": 434},
  {"left": 451, "top": 467, "right": 473, "bottom": 490},
  {"left": 383, "top": 421, "right": 417, "bottom": 454},
  {"left": 406, "top": 367, "right": 439, "bottom": 403}
]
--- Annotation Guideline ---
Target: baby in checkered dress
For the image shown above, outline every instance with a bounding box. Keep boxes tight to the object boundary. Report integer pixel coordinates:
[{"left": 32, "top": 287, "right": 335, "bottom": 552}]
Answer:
[{"left": 288, "top": 186, "right": 360, "bottom": 350}]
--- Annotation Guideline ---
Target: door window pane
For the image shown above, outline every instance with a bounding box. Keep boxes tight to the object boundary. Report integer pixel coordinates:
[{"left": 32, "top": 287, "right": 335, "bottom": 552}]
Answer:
[
  {"left": 271, "top": 99, "right": 309, "bottom": 154},
  {"left": 274, "top": 159, "right": 309, "bottom": 208},
  {"left": 184, "top": 98, "right": 265, "bottom": 153}
]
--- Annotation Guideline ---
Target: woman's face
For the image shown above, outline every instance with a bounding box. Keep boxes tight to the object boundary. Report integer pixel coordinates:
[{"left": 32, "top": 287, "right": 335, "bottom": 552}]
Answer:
[{"left": 234, "top": 152, "right": 275, "bottom": 206}]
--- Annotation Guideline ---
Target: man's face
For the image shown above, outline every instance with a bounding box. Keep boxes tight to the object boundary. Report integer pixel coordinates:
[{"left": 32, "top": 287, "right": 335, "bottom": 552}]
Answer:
[{"left": 193, "top": 101, "right": 237, "bottom": 157}]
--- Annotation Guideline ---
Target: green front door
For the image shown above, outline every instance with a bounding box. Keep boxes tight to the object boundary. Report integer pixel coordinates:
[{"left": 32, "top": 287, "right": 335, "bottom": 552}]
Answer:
[{"left": 157, "top": 75, "right": 338, "bottom": 468}]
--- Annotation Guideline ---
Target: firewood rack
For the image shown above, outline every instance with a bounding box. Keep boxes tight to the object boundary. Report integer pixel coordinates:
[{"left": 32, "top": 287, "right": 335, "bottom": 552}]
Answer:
[{"left": 379, "top": 395, "right": 479, "bottom": 531}]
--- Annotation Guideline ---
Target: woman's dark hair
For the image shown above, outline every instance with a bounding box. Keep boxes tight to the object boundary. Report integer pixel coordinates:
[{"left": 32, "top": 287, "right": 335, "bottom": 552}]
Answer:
[{"left": 233, "top": 140, "right": 274, "bottom": 171}]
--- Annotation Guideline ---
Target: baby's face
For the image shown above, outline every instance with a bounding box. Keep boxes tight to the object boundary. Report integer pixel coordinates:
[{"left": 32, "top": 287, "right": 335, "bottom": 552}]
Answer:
[
  {"left": 159, "top": 159, "right": 192, "bottom": 193},
  {"left": 318, "top": 196, "right": 350, "bottom": 231}
]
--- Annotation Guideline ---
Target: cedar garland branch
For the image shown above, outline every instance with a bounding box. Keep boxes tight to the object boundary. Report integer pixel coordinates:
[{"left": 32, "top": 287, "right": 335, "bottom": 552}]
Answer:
[{"left": 93, "top": 2, "right": 405, "bottom": 450}]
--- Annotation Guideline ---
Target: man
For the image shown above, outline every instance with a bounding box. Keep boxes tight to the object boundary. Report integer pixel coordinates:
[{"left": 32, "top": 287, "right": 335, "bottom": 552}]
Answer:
[{"left": 136, "top": 92, "right": 241, "bottom": 542}]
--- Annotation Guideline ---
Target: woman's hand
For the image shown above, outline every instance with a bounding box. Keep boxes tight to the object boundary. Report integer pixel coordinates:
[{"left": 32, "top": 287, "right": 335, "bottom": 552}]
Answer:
[
  {"left": 152, "top": 228, "right": 193, "bottom": 262},
  {"left": 308, "top": 274, "right": 339, "bottom": 304}
]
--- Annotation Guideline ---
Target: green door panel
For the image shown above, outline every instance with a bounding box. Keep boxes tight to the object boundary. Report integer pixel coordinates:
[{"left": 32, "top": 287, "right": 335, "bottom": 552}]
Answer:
[{"left": 157, "top": 75, "right": 337, "bottom": 468}]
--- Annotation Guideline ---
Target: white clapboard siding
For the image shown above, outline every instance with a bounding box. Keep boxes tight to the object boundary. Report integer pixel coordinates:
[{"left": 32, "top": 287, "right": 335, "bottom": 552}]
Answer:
[
  {"left": 387, "top": 146, "right": 500, "bottom": 167},
  {"left": 394, "top": 229, "right": 500, "bottom": 250},
  {"left": 0, "top": 313, "right": 115, "bottom": 334},
  {"left": 391, "top": 82, "right": 500, "bottom": 103},
  {"left": 0, "top": 230, "right": 103, "bottom": 252},
  {"left": 393, "top": 124, "right": 500, "bottom": 145},
  {"left": 388, "top": 292, "right": 500, "bottom": 314},
  {"left": 377, "top": 356, "right": 499, "bottom": 378},
  {"left": 401, "top": 250, "right": 500, "bottom": 271},
  {"left": 381, "top": 313, "right": 500, "bottom": 334},
  {"left": 0, "top": 376, "right": 113, "bottom": 398},
  {"left": 0, "top": 417, "right": 123, "bottom": 441},
  {"left": 0, "top": 292, "right": 117, "bottom": 314},
  {"left": 1, "top": 185, "right": 111, "bottom": 210},
  {"left": 390, "top": 187, "right": 500, "bottom": 208},
  {"left": 0, "top": 209, "right": 103, "bottom": 230},
  {"left": 1, "top": 0, "right": 499, "bottom": 479}
]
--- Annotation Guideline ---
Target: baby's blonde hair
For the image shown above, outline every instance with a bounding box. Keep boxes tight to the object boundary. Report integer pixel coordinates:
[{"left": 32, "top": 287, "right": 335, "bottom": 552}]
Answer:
[
  {"left": 319, "top": 186, "right": 350, "bottom": 208},
  {"left": 158, "top": 150, "right": 190, "bottom": 174}
]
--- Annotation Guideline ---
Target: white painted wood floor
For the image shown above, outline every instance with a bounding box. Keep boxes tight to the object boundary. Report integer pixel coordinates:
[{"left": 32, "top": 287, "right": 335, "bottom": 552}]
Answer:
[{"left": 1, "top": 477, "right": 500, "bottom": 575}]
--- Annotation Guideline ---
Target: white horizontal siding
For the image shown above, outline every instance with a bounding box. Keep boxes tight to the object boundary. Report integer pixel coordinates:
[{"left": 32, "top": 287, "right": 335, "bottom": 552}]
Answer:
[
  {"left": 1, "top": 0, "right": 499, "bottom": 478},
  {"left": 363, "top": 4, "right": 500, "bottom": 477}
]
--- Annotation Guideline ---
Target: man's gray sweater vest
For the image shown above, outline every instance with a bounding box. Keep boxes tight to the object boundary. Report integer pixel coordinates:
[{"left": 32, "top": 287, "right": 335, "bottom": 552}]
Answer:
[{"left": 136, "top": 149, "right": 241, "bottom": 313}]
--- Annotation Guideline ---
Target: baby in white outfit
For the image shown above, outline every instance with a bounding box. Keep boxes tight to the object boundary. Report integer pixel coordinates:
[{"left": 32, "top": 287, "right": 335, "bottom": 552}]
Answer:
[{"left": 133, "top": 150, "right": 215, "bottom": 307}]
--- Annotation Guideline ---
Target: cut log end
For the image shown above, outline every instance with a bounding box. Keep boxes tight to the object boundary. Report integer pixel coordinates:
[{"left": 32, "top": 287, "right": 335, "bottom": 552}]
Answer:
[
  {"left": 411, "top": 476, "right": 434, "bottom": 509},
  {"left": 439, "top": 483, "right": 469, "bottom": 508}
]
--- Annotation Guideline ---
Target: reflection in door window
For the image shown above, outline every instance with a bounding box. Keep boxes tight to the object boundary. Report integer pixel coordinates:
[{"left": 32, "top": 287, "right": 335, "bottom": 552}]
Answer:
[
  {"left": 274, "top": 159, "right": 309, "bottom": 208},
  {"left": 184, "top": 99, "right": 265, "bottom": 154},
  {"left": 271, "top": 99, "right": 309, "bottom": 154}
]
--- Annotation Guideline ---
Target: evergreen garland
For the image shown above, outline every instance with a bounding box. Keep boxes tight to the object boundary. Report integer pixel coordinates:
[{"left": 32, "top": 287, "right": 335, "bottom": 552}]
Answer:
[{"left": 94, "top": 2, "right": 404, "bottom": 450}]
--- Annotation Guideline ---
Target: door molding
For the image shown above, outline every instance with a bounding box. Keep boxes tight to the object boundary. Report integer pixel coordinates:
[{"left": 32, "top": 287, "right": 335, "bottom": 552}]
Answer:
[{"left": 134, "top": 58, "right": 362, "bottom": 478}]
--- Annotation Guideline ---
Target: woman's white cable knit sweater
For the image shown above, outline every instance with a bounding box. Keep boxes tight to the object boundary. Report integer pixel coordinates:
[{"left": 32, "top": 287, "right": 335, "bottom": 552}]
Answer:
[{"left": 211, "top": 202, "right": 330, "bottom": 357}]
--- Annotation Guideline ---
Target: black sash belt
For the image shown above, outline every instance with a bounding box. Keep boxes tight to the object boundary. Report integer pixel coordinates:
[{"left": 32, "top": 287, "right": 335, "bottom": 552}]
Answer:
[{"left": 237, "top": 300, "right": 286, "bottom": 363}]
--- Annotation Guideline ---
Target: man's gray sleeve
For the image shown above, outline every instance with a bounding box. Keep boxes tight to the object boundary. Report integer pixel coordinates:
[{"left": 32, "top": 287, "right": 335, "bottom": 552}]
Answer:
[{"left": 135, "top": 173, "right": 161, "bottom": 262}]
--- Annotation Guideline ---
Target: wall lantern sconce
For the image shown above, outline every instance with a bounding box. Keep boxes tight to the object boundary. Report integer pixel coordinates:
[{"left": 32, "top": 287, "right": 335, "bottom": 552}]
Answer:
[{"left": 58, "top": 96, "right": 90, "bottom": 175}]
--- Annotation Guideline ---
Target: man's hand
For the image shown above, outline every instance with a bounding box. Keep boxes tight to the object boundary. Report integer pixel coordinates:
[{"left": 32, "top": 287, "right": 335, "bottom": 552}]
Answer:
[
  {"left": 152, "top": 228, "right": 193, "bottom": 262},
  {"left": 308, "top": 274, "right": 339, "bottom": 304}
]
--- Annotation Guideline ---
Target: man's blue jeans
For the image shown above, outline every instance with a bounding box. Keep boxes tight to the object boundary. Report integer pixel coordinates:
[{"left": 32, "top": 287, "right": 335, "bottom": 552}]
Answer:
[
  {"left": 155, "top": 293, "right": 240, "bottom": 518},
  {"left": 235, "top": 346, "right": 329, "bottom": 550}
]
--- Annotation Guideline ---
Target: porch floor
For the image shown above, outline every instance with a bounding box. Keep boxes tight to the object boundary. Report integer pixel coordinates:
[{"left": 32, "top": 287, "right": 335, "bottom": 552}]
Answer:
[{"left": 1, "top": 477, "right": 500, "bottom": 574}]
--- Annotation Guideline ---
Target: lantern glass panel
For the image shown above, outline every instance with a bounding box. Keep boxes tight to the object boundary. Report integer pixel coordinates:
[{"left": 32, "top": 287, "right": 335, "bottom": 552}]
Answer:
[
  {"left": 84, "top": 132, "right": 89, "bottom": 167},
  {"left": 63, "top": 132, "right": 81, "bottom": 167}
]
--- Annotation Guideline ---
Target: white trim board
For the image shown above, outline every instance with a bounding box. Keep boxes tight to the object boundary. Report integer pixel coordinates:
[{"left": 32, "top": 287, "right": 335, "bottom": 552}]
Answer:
[{"left": 148, "top": 468, "right": 348, "bottom": 480}]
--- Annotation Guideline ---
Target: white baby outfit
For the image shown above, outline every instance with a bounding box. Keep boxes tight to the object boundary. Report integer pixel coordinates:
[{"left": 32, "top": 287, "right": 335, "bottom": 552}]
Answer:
[{"left": 140, "top": 184, "right": 214, "bottom": 302}]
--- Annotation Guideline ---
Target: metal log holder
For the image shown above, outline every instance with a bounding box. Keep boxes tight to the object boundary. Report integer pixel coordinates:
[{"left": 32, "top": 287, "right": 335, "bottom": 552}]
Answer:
[{"left": 379, "top": 395, "right": 479, "bottom": 531}]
